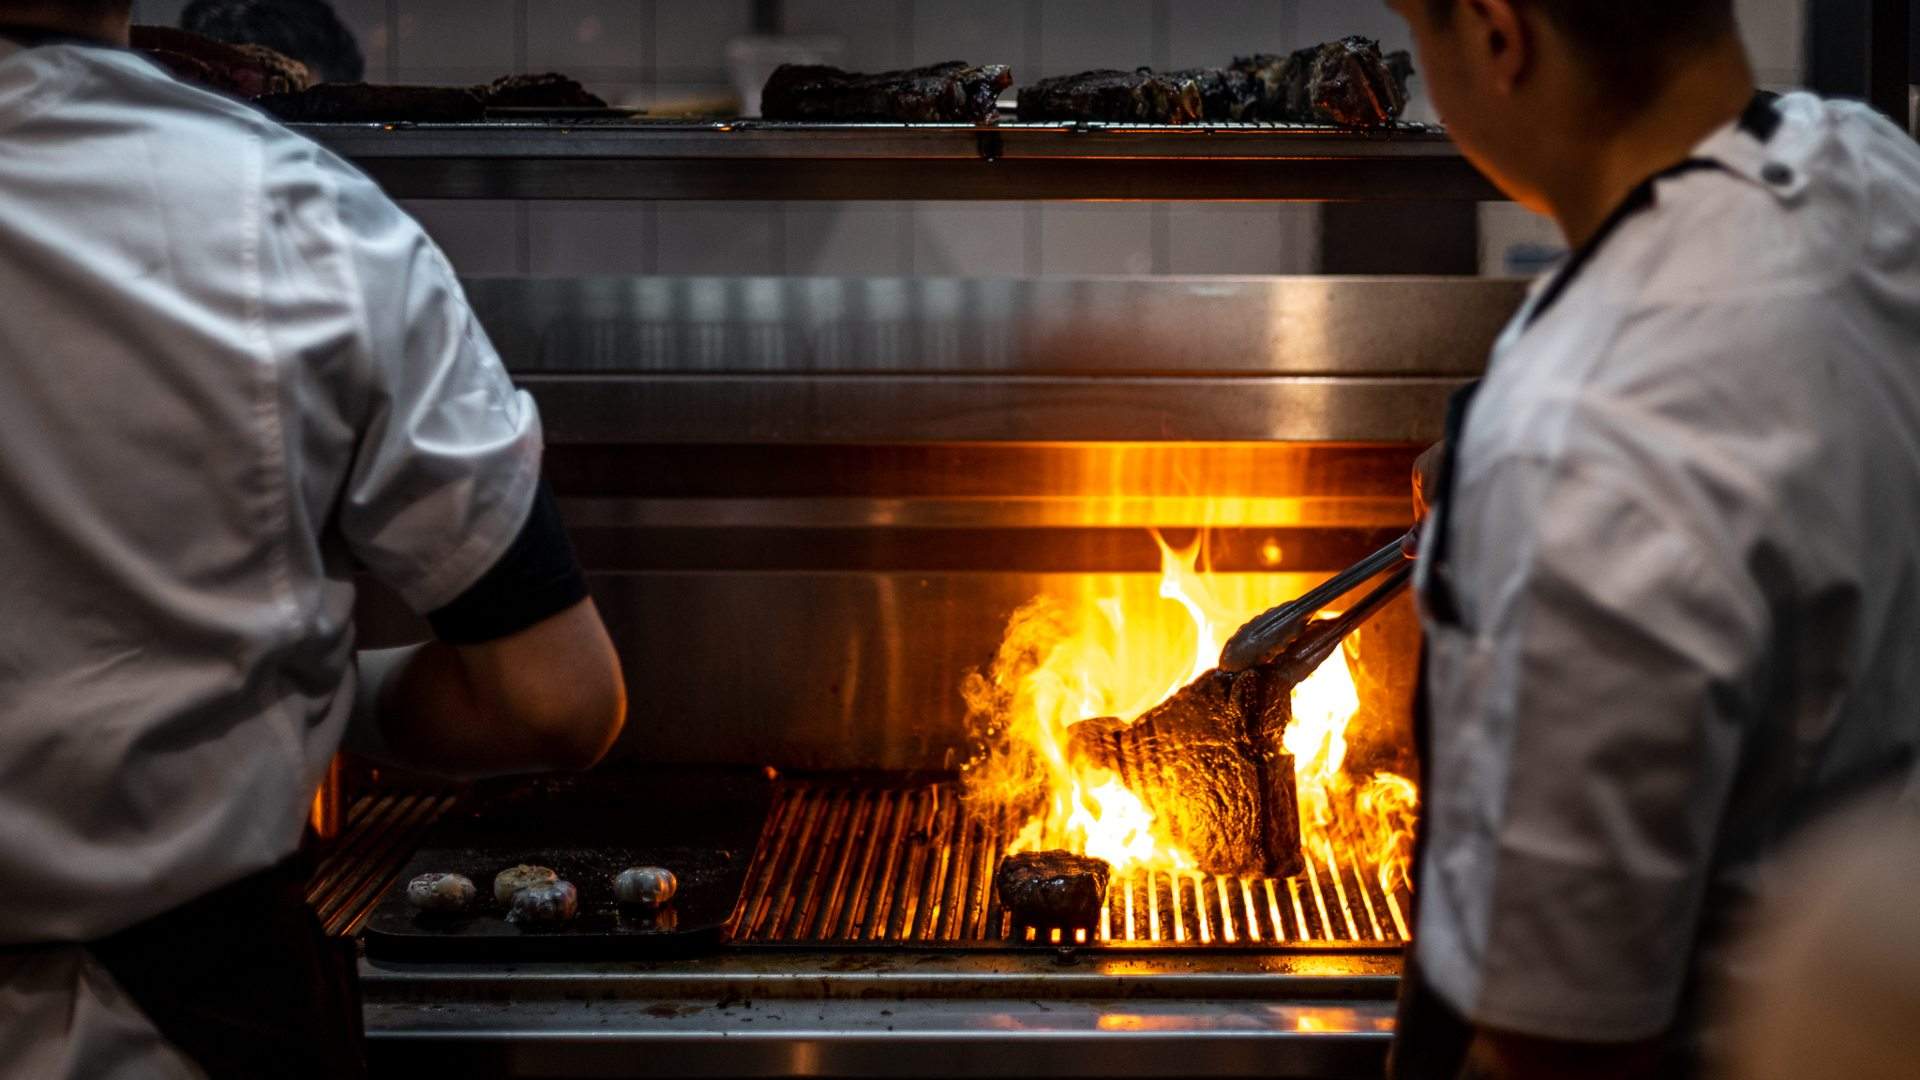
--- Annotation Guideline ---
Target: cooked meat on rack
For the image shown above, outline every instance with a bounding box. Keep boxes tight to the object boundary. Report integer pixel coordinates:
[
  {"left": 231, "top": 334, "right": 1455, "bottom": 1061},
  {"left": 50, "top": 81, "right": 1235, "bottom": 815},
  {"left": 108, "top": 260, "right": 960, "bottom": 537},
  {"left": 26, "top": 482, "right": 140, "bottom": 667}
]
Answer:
[
  {"left": 483, "top": 72, "right": 607, "bottom": 110},
  {"left": 1016, "top": 68, "right": 1204, "bottom": 125},
  {"left": 1166, "top": 67, "right": 1263, "bottom": 122},
  {"left": 995, "top": 851, "right": 1112, "bottom": 934},
  {"left": 256, "top": 82, "right": 487, "bottom": 123},
  {"left": 761, "top": 61, "right": 1014, "bottom": 123},
  {"left": 131, "top": 25, "right": 312, "bottom": 99},
  {"left": 1232, "top": 37, "right": 1413, "bottom": 127},
  {"left": 1068, "top": 663, "right": 1304, "bottom": 880}
]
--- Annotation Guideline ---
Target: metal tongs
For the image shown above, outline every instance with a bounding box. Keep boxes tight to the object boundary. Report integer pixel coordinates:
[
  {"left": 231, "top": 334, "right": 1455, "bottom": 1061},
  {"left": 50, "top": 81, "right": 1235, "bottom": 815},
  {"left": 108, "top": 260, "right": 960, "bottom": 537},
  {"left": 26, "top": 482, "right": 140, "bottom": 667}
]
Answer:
[{"left": 1218, "top": 532, "right": 1415, "bottom": 673}]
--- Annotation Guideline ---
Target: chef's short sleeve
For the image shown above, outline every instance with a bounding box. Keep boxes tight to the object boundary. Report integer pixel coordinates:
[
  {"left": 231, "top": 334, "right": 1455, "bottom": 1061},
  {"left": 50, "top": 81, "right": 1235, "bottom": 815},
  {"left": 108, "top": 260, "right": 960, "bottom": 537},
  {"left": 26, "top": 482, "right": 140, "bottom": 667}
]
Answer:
[
  {"left": 1415, "top": 449, "right": 1769, "bottom": 1043},
  {"left": 330, "top": 167, "right": 543, "bottom": 615}
]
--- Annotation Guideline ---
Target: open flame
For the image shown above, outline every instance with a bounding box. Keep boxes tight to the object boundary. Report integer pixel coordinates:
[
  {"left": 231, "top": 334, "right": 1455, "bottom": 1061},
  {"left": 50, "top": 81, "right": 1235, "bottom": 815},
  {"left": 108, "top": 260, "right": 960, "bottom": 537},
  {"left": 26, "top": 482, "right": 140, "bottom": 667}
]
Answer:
[{"left": 962, "top": 531, "right": 1418, "bottom": 897}]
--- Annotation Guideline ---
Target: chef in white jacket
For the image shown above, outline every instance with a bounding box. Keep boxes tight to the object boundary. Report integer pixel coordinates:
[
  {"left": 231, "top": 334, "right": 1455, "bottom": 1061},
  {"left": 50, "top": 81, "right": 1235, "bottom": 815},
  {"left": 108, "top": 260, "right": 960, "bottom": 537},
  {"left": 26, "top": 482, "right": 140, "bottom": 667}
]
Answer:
[
  {"left": 0, "top": 1, "right": 626, "bottom": 1076},
  {"left": 1381, "top": 2, "right": 1920, "bottom": 1078}
]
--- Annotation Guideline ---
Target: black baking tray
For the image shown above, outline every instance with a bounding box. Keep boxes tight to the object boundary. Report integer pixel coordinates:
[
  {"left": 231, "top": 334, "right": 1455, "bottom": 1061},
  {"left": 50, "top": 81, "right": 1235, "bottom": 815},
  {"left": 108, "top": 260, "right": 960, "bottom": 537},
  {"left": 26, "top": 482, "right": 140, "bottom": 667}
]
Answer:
[{"left": 361, "top": 766, "right": 772, "bottom": 961}]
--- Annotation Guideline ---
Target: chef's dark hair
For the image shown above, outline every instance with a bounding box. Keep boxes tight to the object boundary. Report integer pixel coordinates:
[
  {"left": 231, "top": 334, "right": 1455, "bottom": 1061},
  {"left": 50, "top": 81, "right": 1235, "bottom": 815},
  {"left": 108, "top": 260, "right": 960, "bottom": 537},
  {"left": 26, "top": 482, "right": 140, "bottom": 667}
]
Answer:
[
  {"left": 179, "top": 0, "right": 364, "bottom": 83},
  {"left": 1426, "top": 0, "right": 1738, "bottom": 98}
]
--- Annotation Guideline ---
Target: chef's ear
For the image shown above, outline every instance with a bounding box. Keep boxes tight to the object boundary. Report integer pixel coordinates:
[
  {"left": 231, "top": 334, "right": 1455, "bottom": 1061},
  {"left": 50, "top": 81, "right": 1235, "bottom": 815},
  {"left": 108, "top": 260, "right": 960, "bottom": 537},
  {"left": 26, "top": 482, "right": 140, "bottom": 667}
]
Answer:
[{"left": 1459, "top": 0, "right": 1532, "bottom": 97}]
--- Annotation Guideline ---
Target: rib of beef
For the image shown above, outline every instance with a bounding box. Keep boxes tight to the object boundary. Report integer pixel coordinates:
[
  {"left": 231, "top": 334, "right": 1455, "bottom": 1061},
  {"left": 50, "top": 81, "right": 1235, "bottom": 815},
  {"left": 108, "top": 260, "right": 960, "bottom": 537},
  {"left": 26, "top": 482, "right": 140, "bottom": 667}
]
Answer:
[
  {"left": 1232, "top": 37, "right": 1413, "bottom": 127},
  {"left": 761, "top": 62, "right": 1013, "bottom": 123},
  {"left": 994, "top": 851, "right": 1112, "bottom": 933},
  {"left": 1016, "top": 69, "right": 1204, "bottom": 125},
  {"left": 1067, "top": 663, "right": 1303, "bottom": 879}
]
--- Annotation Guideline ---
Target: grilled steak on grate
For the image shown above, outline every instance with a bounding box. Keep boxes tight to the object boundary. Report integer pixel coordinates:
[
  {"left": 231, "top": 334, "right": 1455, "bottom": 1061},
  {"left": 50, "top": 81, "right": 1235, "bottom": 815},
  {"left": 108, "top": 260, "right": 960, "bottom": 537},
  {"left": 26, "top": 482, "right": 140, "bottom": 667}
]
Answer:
[
  {"left": 1165, "top": 67, "right": 1264, "bottom": 122},
  {"left": 995, "top": 851, "right": 1112, "bottom": 933},
  {"left": 1068, "top": 663, "right": 1305, "bottom": 879},
  {"left": 761, "top": 62, "right": 1014, "bottom": 123},
  {"left": 1232, "top": 37, "right": 1413, "bottom": 127},
  {"left": 1016, "top": 69, "right": 1205, "bottom": 125}
]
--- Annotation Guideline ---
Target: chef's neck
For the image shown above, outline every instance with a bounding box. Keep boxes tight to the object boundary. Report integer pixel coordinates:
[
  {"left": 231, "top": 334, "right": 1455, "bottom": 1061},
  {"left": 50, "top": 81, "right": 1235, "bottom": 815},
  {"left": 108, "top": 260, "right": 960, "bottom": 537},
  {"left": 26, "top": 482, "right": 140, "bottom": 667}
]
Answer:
[
  {"left": 0, "top": 1, "right": 132, "bottom": 47},
  {"left": 1542, "top": 37, "right": 1756, "bottom": 250}
]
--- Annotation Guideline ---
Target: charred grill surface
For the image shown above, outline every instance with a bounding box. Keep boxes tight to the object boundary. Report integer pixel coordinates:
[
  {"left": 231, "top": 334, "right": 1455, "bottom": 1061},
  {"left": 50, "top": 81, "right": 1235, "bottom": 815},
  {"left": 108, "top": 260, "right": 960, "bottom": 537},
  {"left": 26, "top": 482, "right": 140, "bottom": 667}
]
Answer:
[
  {"left": 1016, "top": 69, "right": 1205, "bottom": 125},
  {"left": 762, "top": 62, "right": 1014, "bottom": 123},
  {"left": 1068, "top": 666, "right": 1303, "bottom": 879},
  {"left": 994, "top": 851, "right": 1112, "bottom": 934},
  {"left": 257, "top": 83, "right": 486, "bottom": 123}
]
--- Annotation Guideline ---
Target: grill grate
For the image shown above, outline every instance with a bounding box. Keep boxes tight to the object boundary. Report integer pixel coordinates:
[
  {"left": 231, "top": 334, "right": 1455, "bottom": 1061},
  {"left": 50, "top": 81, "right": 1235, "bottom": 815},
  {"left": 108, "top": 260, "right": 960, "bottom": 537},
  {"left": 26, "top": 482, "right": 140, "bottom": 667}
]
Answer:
[
  {"left": 306, "top": 790, "right": 459, "bottom": 937},
  {"left": 729, "top": 780, "right": 1411, "bottom": 949}
]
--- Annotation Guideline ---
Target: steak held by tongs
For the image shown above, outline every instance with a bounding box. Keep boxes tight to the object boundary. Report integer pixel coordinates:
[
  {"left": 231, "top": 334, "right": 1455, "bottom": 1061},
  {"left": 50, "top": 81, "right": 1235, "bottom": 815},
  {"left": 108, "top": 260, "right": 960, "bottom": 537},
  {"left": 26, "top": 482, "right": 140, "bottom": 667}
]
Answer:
[
  {"left": 1069, "top": 539, "right": 1413, "bottom": 879},
  {"left": 761, "top": 61, "right": 1014, "bottom": 123}
]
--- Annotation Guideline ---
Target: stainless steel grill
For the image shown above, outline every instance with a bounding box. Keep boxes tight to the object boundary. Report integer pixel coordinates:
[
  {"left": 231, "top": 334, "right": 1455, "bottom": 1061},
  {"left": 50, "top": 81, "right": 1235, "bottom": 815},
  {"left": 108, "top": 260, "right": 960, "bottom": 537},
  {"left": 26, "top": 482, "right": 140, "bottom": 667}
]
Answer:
[
  {"left": 729, "top": 780, "right": 1411, "bottom": 948},
  {"left": 307, "top": 789, "right": 459, "bottom": 937}
]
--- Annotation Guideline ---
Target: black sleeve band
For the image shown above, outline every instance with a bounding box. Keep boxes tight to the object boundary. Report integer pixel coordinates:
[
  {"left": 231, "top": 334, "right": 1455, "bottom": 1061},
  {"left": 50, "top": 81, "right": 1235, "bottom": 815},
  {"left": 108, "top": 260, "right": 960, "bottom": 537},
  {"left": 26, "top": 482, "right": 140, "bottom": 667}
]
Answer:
[{"left": 427, "top": 479, "right": 590, "bottom": 646}]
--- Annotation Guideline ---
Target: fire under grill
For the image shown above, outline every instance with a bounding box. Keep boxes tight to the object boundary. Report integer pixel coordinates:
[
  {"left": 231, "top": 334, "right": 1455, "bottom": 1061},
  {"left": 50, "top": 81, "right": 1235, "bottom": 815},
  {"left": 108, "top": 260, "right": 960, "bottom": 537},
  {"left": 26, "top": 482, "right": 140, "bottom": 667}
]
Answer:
[{"left": 729, "top": 779, "right": 1412, "bottom": 949}]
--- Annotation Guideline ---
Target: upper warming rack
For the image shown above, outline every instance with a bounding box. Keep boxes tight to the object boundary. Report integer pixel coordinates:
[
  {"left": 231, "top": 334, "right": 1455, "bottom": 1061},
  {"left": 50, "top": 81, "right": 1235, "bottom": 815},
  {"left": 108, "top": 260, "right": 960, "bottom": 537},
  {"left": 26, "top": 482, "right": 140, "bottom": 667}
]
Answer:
[{"left": 292, "top": 119, "right": 1502, "bottom": 202}]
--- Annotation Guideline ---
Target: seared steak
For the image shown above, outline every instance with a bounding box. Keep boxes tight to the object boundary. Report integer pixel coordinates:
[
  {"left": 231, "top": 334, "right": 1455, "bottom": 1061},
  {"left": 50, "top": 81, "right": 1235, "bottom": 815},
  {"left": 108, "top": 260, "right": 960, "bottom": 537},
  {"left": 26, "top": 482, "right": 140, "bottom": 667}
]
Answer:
[
  {"left": 995, "top": 851, "right": 1112, "bottom": 933},
  {"left": 1016, "top": 69, "right": 1204, "bottom": 125},
  {"left": 1068, "top": 664, "right": 1304, "bottom": 879},
  {"left": 483, "top": 72, "right": 607, "bottom": 110},
  {"left": 761, "top": 62, "right": 1013, "bottom": 123},
  {"left": 132, "top": 25, "right": 312, "bottom": 99},
  {"left": 1232, "top": 37, "right": 1413, "bottom": 127},
  {"left": 1166, "top": 67, "right": 1263, "bottom": 122}
]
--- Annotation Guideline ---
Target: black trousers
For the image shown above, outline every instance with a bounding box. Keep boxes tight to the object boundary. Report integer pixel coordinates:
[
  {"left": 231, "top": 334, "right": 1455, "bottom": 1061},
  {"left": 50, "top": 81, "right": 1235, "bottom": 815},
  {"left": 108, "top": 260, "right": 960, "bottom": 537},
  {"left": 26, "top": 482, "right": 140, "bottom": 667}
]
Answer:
[{"left": 90, "top": 858, "right": 367, "bottom": 1079}]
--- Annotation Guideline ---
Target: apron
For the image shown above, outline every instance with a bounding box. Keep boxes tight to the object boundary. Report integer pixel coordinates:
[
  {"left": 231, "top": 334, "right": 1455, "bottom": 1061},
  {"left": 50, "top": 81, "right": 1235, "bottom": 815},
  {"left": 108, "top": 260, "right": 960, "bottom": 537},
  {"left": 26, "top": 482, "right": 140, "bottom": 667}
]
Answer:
[{"left": 0, "top": 25, "right": 366, "bottom": 1079}]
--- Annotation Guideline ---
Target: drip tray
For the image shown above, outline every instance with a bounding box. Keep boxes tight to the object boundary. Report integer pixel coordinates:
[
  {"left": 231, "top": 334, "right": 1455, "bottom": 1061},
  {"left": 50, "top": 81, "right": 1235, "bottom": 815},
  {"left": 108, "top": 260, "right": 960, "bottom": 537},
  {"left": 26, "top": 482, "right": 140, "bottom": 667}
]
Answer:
[{"left": 729, "top": 777, "right": 1412, "bottom": 950}]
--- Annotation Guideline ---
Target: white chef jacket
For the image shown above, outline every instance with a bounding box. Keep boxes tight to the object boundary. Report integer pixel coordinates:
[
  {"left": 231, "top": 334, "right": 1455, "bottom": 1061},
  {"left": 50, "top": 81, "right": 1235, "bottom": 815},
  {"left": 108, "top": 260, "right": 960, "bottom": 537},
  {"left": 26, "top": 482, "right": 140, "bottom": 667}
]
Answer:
[
  {"left": 1414, "top": 91, "right": 1920, "bottom": 1045},
  {"left": 0, "top": 38, "right": 541, "bottom": 1073}
]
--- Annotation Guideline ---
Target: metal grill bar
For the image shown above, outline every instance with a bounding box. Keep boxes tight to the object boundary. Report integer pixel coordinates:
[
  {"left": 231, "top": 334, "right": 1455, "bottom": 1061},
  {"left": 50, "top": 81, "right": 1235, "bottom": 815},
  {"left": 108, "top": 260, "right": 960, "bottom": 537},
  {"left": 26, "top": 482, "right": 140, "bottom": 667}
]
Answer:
[
  {"left": 306, "top": 790, "right": 459, "bottom": 937},
  {"left": 731, "top": 781, "right": 1411, "bottom": 949}
]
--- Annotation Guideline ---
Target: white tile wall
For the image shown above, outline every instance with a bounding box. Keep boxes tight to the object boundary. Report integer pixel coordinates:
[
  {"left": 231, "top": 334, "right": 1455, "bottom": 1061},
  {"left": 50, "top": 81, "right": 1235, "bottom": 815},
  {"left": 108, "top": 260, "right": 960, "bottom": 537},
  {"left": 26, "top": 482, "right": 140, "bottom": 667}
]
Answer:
[
  {"left": 910, "top": 0, "right": 1030, "bottom": 70},
  {"left": 529, "top": 202, "right": 657, "bottom": 275},
  {"left": 787, "top": 203, "right": 913, "bottom": 275},
  {"left": 393, "top": 0, "right": 520, "bottom": 85},
  {"left": 527, "top": 0, "right": 652, "bottom": 84},
  {"left": 784, "top": 0, "right": 908, "bottom": 72},
  {"left": 1168, "top": 205, "right": 1319, "bottom": 275},
  {"left": 654, "top": 0, "right": 753, "bottom": 86},
  {"left": 1036, "top": 0, "right": 1155, "bottom": 77},
  {"left": 911, "top": 205, "right": 1032, "bottom": 276},
  {"left": 656, "top": 203, "right": 783, "bottom": 274},
  {"left": 402, "top": 200, "right": 527, "bottom": 275},
  {"left": 1164, "top": 0, "right": 1292, "bottom": 69},
  {"left": 1038, "top": 205, "right": 1157, "bottom": 275}
]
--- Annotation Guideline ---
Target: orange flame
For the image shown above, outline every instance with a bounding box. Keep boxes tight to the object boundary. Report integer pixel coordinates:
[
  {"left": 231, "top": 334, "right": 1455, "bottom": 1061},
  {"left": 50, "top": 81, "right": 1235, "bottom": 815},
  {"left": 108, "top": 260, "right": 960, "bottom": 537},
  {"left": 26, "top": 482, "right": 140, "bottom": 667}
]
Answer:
[{"left": 962, "top": 531, "right": 1418, "bottom": 894}]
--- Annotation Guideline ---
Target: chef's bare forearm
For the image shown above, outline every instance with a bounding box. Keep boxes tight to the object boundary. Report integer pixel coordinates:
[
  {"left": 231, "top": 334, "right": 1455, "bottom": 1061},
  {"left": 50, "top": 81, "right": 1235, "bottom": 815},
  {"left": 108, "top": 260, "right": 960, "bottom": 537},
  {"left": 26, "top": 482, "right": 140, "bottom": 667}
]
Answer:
[
  {"left": 351, "top": 599, "right": 626, "bottom": 777},
  {"left": 1457, "top": 1028, "right": 1662, "bottom": 1080}
]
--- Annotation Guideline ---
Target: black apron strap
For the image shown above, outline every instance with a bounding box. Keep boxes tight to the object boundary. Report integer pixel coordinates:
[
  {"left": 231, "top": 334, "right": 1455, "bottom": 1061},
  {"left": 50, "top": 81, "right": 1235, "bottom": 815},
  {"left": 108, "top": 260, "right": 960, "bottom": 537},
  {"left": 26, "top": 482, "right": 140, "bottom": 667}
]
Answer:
[{"left": 88, "top": 857, "right": 367, "bottom": 1080}]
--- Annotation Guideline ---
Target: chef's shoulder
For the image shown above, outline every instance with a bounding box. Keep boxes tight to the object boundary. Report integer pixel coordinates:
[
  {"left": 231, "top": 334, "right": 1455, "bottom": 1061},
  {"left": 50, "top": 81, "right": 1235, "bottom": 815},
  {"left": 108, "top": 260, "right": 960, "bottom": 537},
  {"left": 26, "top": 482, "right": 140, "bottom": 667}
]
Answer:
[{"left": 1630, "top": 94, "right": 1920, "bottom": 310}]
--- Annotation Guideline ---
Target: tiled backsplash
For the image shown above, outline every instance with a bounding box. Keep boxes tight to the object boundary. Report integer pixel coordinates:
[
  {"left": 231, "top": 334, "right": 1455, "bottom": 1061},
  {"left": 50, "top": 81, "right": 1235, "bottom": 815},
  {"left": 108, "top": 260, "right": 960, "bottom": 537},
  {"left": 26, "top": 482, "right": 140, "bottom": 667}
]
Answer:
[{"left": 130, "top": 0, "right": 1807, "bottom": 279}]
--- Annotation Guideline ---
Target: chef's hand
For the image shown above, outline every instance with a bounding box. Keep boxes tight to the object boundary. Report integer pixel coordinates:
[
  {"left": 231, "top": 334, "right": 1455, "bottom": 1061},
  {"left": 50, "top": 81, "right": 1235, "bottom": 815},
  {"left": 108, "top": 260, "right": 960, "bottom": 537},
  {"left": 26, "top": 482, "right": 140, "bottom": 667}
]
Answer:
[{"left": 1404, "top": 441, "right": 1445, "bottom": 558}]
